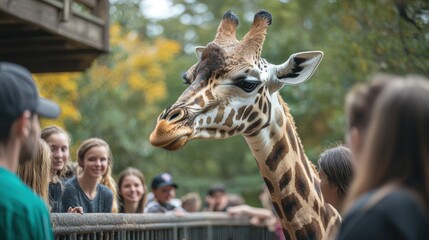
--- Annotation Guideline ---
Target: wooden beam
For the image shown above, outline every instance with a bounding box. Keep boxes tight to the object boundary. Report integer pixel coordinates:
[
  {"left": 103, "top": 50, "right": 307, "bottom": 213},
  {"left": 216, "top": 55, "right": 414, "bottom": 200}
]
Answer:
[{"left": 0, "top": 0, "right": 109, "bottom": 51}]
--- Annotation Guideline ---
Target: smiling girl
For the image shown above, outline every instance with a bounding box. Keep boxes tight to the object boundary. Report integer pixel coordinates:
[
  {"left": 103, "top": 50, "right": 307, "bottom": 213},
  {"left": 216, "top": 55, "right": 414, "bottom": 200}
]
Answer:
[
  {"left": 117, "top": 167, "right": 147, "bottom": 213},
  {"left": 62, "top": 138, "right": 115, "bottom": 213}
]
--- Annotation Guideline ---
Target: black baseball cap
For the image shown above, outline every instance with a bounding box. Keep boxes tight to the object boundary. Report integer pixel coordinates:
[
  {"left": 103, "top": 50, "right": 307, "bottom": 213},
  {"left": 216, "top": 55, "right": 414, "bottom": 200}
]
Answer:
[
  {"left": 0, "top": 62, "right": 60, "bottom": 128},
  {"left": 151, "top": 172, "right": 178, "bottom": 190}
]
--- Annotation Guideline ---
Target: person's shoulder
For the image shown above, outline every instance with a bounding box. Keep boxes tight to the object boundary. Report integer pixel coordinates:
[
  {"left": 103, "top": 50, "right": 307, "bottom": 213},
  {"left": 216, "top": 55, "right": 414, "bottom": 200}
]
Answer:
[
  {"left": 63, "top": 176, "right": 79, "bottom": 194},
  {"left": 145, "top": 201, "right": 164, "bottom": 213},
  {"left": 0, "top": 168, "right": 48, "bottom": 214},
  {"left": 98, "top": 183, "right": 113, "bottom": 196},
  {"left": 378, "top": 189, "right": 428, "bottom": 217},
  {"left": 64, "top": 176, "right": 78, "bottom": 186}
]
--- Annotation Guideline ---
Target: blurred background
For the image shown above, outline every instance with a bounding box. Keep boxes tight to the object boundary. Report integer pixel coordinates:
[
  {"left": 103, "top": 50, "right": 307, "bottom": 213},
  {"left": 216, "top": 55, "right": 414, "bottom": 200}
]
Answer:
[{"left": 34, "top": 0, "right": 428, "bottom": 206}]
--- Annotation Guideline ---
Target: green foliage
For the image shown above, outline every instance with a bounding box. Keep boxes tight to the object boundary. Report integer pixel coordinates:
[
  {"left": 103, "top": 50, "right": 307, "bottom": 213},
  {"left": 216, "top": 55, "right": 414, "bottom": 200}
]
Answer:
[
  {"left": 138, "top": 0, "right": 428, "bottom": 201},
  {"left": 41, "top": 0, "right": 429, "bottom": 204}
]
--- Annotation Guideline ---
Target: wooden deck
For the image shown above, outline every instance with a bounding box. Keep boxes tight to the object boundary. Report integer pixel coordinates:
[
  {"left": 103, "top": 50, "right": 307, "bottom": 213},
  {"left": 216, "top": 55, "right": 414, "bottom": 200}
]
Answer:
[{"left": 0, "top": 0, "right": 109, "bottom": 73}]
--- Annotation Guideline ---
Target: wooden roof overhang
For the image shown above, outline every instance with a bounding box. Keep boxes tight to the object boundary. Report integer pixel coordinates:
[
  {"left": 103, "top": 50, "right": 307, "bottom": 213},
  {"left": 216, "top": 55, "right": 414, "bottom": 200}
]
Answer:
[{"left": 0, "top": 0, "right": 109, "bottom": 73}]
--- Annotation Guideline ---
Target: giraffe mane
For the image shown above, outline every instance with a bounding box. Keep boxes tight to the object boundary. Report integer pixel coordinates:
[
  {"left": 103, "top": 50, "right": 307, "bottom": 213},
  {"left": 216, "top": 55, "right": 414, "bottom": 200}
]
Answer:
[{"left": 279, "top": 93, "right": 320, "bottom": 177}]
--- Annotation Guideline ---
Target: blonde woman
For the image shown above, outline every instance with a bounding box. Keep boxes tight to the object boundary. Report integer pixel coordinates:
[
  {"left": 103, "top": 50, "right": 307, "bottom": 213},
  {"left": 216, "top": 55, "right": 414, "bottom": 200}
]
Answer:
[
  {"left": 17, "top": 138, "right": 52, "bottom": 204},
  {"left": 41, "top": 125, "right": 72, "bottom": 212},
  {"left": 62, "top": 138, "right": 116, "bottom": 213}
]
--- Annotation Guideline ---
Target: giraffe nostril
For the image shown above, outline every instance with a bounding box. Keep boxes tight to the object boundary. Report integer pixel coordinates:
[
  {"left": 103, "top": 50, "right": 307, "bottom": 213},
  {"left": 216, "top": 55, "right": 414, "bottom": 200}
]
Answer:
[
  {"left": 158, "top": 110, "right": 166, "bottom": 120},
  {"left": 166, "top": 109, "right": 185, "bottom": 122}
]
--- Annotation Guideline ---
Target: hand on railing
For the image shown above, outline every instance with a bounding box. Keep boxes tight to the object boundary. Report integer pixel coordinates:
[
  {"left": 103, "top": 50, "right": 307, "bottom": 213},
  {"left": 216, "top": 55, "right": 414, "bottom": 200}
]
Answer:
[
  {"left": 68, "top": 206, "right": 84, "bottom": 214},
  {"left": 227, "top": 204, "right": 278, "bottom": 231}
]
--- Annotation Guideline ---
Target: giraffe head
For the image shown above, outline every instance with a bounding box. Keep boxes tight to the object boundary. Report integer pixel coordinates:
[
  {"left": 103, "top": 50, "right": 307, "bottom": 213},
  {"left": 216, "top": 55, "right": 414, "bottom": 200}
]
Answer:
[{"left": 150, "top": 10, "right": 323, "bottom": 151}]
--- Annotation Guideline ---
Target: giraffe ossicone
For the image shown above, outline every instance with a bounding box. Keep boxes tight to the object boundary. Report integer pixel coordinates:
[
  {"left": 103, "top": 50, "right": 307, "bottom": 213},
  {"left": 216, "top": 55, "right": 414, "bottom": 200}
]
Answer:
[{"left": 150, "top": 9, "right": 341, "bottom": 240}]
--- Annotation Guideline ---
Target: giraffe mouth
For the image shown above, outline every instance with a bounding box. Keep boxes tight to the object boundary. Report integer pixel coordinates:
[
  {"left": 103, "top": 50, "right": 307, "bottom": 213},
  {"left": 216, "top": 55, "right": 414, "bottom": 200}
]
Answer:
[{"left": 149, "top": 120, "right": 193, "bottom": 151}]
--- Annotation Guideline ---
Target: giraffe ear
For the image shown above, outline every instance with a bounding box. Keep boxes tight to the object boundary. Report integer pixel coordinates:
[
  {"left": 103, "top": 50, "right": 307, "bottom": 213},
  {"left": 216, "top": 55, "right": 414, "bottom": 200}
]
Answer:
[
  {"left": 195, "top": 46, "right": 205, "bottom": 60},
  {"left": 275, "top": 51, "right": 323, "bottom": 85}
]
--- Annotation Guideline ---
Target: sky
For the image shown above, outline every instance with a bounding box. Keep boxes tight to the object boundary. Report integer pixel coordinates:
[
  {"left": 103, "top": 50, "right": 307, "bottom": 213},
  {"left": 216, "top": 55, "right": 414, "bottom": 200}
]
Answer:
[{"left": 140, "top": 0, "right": 180, "bottom": 20}]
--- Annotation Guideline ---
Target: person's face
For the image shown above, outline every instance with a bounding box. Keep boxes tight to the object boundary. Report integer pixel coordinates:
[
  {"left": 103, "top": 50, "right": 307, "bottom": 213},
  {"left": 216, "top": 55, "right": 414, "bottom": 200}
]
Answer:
[
  {"left": 19, "top": 114, "right": 40, "bottom": 164},
  {"left": 153, "top": 185, "right": 175, "bottom": 204},
  {"left": 120, "top": 175, "right": 145, "bottom": 204},
  {"left": 212, "top": 191, "right": 225, "bottom": 205},
  {"left": 319, "top": 168, "right": 339, "bottom": 209},
  {"left": 80, "top": 146, "right": 108, "bottom": 178},
  {"left": 46, "top": 133, "right": 69, "bottom": 173}
]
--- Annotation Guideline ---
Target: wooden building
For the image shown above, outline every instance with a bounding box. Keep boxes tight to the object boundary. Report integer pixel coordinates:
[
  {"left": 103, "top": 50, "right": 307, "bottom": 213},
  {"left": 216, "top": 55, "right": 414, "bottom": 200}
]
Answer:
[{"left": 0, "top": 0, "right": 109, "bottom": 73}]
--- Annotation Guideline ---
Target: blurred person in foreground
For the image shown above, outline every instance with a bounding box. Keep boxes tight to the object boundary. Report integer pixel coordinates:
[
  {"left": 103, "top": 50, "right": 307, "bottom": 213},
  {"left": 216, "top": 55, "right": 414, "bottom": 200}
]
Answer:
[
  {"left": 336, "top": 74, "right": 429, "bottom": 239},
  {"left": 17, "top": 138, "right": 52, "bottom": 205},
  {"left": 0, "top": 62, "right": 60, "bottom": 239}
]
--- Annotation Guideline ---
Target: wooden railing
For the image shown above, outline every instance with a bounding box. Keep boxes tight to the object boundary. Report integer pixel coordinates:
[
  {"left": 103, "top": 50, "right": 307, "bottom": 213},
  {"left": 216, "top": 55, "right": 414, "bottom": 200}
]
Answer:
[{"left": 51, "top": 212, "right": 276, "bottom": 240}]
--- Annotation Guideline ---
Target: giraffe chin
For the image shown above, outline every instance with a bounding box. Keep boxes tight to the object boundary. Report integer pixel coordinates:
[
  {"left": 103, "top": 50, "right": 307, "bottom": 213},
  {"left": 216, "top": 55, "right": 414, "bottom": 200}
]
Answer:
[
  {"left": 160, "top": 136, "right": 188, "bottom": 151},
  {"left": 149, "top": 129, "right": 190, "bottom": 151}
]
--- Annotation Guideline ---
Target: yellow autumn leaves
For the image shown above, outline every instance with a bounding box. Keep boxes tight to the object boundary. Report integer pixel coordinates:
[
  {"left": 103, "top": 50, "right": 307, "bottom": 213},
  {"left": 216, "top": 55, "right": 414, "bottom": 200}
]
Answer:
[{"left": 34, "top": 24, "right": 181, "bottom": 127}]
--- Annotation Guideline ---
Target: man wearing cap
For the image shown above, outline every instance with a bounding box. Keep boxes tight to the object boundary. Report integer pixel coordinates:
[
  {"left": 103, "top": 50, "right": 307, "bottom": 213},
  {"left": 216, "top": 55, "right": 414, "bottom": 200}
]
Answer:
[
  {"left": 0, "top": 62, "right": 60, "bottom": 239},
  {"left": 145, "top": 172, "right": 186, "bottom": 214}
]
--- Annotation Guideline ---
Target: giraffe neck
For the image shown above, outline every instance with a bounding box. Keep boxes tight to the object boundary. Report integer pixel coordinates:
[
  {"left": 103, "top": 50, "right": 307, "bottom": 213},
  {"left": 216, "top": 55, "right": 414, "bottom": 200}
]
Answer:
[{"left": 243, "top": 94, "right": 340, "bottom": 240}]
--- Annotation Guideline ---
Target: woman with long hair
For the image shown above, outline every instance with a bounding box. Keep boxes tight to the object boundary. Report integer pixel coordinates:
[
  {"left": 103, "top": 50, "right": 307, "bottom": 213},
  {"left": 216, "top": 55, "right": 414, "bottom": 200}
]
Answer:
[
  {"left": 337, "top": 75, "right": 429, "bottom": 239},
  {"left": 41, "top": 125, "right": 72, "bottom": 212},
  {"left": 117, "top": 167, "right": 147, "bottom": 213},
  {"left": 62, "top": 138, "right": 117, "bottom": 213}
]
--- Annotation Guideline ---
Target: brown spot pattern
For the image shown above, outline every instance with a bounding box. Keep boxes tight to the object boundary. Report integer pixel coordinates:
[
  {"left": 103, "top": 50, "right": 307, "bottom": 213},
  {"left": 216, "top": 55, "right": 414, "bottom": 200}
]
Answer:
[
  {"left": 283, "top": 229, "right": 291, "bottom": 240},
  {"left": 312, "top": 198, "right": 320, "bottom": 214},
  {"left": 193, "top": 95, "right": 205, "bottom": 107},
  {"left": 263, "top": 101, "right": 268, "bottom": 114},
  {"left": 206, "top": 117, "right": 212, "bottom": 124},
  {"left": 247, "top": 111, "right": 259, "bottom": 123},
  {"left": 263, "top": 177, "right": 274, "bottom": 194},
  {"left": 242, "top": 106, "right": 253, "bottom": 120},
  {"left": 219, "top": 130, "right": 226, "bottom": 138},
  {"left": 224, "top": 109, "right": 235, "bottom": 127},
  {"left": 279, "top": 168, "right": 292, "bottom": 191},
  {"left": 214, "top": 106, "right": 224, "bottom": 123},
  {"left": 273, "top": 201, "right": 284, "bottom": 219},
  {"left": 281, "top": 194, "right": 303, "bottom": 222},
  {"left": 237, "top": 124, "right": 245, "bottom": 132},
  {"left": 321, "top": 203, "right": 337, "bottom": 229},
  {"left": 205, "top": 89, "right": 214, "bottom": 100},
  {"left": 236, "top": 106, "right": 246, "bottom": 120},
  {"left": 295, "top": 218, "right": 322, "bottom": 240},
  {"left": 286, "top": 122, "right": 297, "bottom": 152},
  {"left": 314, "top": 178, "right": 322, "bottom": 200},
  {"left": 258, "top": 97, "right": 263, "bottom": 109},
  {"left": 254, "top": 96, "right": 260, "bottom": 104},
  {"left": 299, "top": 145, "right": 312, "bottom": 179},
  {"left": 265, "top": 136, "right": 288, "bottom": 171},
  {"left": 295, "top": 164, "right": 310, "bottom": 202}
]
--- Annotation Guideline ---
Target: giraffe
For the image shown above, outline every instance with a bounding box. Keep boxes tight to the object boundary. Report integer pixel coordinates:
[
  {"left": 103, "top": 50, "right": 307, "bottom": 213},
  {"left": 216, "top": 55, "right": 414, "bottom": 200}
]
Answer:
[{"left": 149, "top": 10, "right": 341, "bottom": 239}]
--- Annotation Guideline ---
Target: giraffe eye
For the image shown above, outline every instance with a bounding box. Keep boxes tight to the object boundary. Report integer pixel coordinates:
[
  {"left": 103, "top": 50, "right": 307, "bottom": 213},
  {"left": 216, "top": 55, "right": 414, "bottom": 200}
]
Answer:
[{"left": 236, "top": 79, "right": 260, "bottom": 93}]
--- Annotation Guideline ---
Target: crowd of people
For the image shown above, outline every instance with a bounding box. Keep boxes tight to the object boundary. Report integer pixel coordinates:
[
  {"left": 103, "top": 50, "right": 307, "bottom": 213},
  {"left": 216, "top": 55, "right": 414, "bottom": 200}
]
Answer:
[{"left": 1, "top": 61, "right": 429, "bottom": 239}]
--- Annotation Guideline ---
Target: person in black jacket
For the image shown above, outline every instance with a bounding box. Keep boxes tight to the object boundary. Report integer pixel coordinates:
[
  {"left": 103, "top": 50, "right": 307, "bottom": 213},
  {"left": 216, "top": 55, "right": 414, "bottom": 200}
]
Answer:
[{"left": 336, "top": 74, "right": 429, "bottom": 240}]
